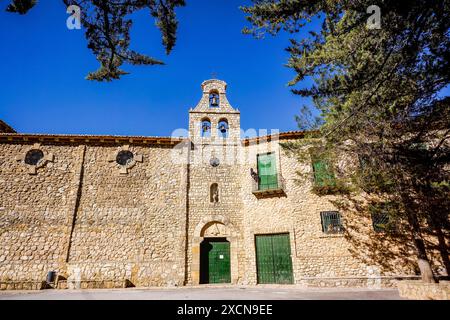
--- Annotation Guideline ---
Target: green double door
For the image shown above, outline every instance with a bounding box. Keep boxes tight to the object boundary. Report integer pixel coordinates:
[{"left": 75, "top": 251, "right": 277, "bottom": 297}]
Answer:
[
  {"left": 255, "top": 234, "right": 294, "bottom": 284},
  {"left": 200, "top": 238, "right": 231, "bottom": 284}
]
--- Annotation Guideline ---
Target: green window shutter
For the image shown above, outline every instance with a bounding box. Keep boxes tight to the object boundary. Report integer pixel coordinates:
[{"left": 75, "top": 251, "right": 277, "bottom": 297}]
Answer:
[
  {"left": 312, "top": 159, "right": 336, "bottom": 187},
  {"left": 257, "top": 153, "right": 278, "bottom": 190}
]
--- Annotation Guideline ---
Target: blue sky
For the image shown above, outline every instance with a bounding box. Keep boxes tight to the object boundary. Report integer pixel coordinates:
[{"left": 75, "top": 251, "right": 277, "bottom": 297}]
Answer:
[{"left": 0, "top": 0, "right": 319, "bottom": 137}]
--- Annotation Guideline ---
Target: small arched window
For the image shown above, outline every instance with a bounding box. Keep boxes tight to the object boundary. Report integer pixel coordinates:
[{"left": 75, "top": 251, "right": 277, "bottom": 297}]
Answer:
[
  {"left": 201, "top": 118, "right": 211, "bottom": 137},
  {"left": 217, "top": 119, "right": 229, "bottom": 138},
  {"left": 209, "top": 90, "right": 219, "bottom": 108},
  {"left": 210, "top": 183, "right": 219, "bottom": 203}
]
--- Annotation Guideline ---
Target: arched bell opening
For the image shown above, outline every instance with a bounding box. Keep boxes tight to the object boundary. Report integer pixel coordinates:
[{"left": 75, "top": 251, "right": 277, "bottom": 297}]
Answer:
[
  {"left": 200, "top": 118, "right": 211, "bottom": 137},
  {"left": 217, "top": 119, "right": 229, "bottom": 139},
  {"left": 209, "top": 90, "right": 220, "bottom": 108}
]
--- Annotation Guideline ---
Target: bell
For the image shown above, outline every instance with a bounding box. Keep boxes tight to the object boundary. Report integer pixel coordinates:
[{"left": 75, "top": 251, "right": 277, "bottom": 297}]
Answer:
[
  {"left": 202, "top": 123, "right": 210, "bottom": 132},
  {"left": 219, "top": 125, "right": 227, "bottom": 133},
  {"left": 210, "top": 95, "right": 219, "bottom": 106}
]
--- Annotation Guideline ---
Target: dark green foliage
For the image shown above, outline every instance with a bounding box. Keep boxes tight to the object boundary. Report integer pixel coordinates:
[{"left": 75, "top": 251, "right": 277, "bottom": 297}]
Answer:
[
  {"left": 6, "top": 0, "right": 36, "bottom": 14},
  {"left": 311, "top": 156, "right": 351, "bottom": 195},
  {"left": 243, "top": 0, "right": 450, "bottom": 280},
  {"left": 312, "top": 158, "right": 335, "bottom": 187},
  {"left": 6, "top": 0, "right": 185, "bottom": 81}
]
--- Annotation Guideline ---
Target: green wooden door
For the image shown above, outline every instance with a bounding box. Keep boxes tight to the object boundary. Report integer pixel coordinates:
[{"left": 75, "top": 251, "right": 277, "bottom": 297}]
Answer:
[
  {"left": 257, "top": 153, "right": 278, "bottom": 190},
  {"left": 255, "top": 234, "right": 294, "bottom": 284},
  {"left": 200, "top": 239, "right": 231, "bottom": 284}
]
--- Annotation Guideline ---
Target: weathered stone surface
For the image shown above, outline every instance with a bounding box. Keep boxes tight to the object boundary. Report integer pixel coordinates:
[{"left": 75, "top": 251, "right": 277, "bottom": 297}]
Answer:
[{"left": 397, "top": 280, "right": 450, "bottom": 300}]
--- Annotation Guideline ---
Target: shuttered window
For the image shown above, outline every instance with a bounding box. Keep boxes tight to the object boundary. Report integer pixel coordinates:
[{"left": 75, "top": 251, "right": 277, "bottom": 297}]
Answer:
[
  {"left": 320, "top": 211, "right": 344, "bottom": 234},
  {"left": 257, "top": 153, "right": 278, "bottom": 190},
  {"left": 312, "top": 159, "right": 336, "bottom": 187}
]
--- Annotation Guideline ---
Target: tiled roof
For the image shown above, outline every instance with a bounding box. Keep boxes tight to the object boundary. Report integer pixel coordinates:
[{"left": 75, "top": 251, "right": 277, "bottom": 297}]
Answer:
[
  {"left": 0, "top": 130, "right": 307, "bottom": 145},
  {"left": 0, "top": 120, "right": 16, "bottom": 133},
  {"left": 0, "top": 133, "right": 185, "bottom": 145},
  {"left": 242, "top": 130, "right": 307, "bottom": 145}
]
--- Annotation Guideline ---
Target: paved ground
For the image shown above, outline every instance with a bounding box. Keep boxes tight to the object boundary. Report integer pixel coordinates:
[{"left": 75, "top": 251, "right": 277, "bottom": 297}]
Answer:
[{"left": 0, "top": 286, "right": 403, "bottom": 300}]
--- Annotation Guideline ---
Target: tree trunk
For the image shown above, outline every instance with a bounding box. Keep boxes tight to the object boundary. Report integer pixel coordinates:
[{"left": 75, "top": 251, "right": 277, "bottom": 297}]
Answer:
[
  {"left": 408, "top": 213, "right": 437, "bottom": 283},
  {"left": 431, "top": 219, "right": 450, "bottom": 276},
  {"left": 415, "top": 244, "right": 436, "bottom": 283}
]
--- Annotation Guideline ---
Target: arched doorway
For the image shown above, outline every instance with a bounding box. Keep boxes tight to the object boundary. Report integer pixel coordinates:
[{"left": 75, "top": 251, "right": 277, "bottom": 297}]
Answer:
[{"left": 192, "top": 216, "right": 239, "bottom": 285}]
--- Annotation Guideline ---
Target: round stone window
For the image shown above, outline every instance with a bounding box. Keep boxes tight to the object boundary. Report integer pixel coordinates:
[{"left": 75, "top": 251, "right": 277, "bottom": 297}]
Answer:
[
  {"left": 24, "top": 149, "right": 44, "bottom": 166},
  {"left": 116, "top": 150, "right": 134, "bottom": 166},
  {"left": 210, "top": 157, "right": 220, "bottom": 167}
]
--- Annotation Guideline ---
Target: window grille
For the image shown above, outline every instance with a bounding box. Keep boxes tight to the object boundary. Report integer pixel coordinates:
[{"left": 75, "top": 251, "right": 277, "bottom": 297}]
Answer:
[
  {"left": 371, "top": 212, "right": 389, "bottom": 232},
  {"left": 320, "top": 211, "right": 344, "bottom": 234}
]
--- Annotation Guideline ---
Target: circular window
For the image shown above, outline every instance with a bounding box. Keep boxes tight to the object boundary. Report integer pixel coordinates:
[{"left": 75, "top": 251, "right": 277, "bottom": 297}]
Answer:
[
  {"left": 25, "top": 149, "right": 44, "bottom": 166},
  {"left": 116, "top": 150, "right": 134, "bottom": 166},
  {"left": 210, "top": 157, "right": 220, "bottom": 167}
]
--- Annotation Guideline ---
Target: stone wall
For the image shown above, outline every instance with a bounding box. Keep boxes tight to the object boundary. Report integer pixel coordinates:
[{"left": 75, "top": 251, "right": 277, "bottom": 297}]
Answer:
[
  {"left": 0, "top": 142, "right": 81, "bottom": 281},
  {"left": 0, "top": 79, "right": 447, "bottom": 289},
  {"left": 66, "top": 144, "right": 186, "bottom": 287},
  {"left": 0, "top": 137, "right": 446, "bottom": 288},
  {"left": 0, "top": 141, "right": 187, "bottom": 287},
  {"left": 238, "top": 138, "right": 433, "bottom": 286},
  {"left": 186, "top": 79, "right": 244, "bottom": 285},
  {"left": 186, "top": 142, "right": 244, "bottom": 284},
  {"left": 397, "top": 280, "right": 450, "bottom": 300}
]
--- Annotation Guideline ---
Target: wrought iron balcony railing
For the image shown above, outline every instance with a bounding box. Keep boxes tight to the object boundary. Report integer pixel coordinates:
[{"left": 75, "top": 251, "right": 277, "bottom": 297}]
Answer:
[{"left": 251, "top": 173, "right": 286, "bottom": 196}]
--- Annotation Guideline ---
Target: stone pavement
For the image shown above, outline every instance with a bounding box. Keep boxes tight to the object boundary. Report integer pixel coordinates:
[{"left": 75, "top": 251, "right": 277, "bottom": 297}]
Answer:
[{"left": 0, "top": 285, "right": 404, "bottom": 300}]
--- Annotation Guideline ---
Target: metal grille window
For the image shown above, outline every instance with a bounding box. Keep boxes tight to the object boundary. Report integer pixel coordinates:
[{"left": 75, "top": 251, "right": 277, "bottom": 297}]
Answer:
[
  {"left": 369, "top": 202, "right": 396, "bottom": 233},
  {"left": 371, "top": 212, "right": 390, "bottom": 233},
  {"left": 320, "top": 211, "right": 344, "bottom": 234}
]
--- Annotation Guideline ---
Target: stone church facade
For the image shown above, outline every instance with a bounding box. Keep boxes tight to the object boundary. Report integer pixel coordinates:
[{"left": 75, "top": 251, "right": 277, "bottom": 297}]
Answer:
[{"left": 0, "top": 79, "right": 444, "bottom": 289}]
